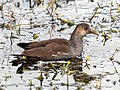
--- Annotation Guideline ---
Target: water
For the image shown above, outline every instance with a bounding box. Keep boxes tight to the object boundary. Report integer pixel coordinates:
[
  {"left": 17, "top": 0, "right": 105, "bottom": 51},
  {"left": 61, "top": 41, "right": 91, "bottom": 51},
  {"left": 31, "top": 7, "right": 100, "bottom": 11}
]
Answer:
[{"left": 0, "top": 0, "right": 120, "bottom": 90}]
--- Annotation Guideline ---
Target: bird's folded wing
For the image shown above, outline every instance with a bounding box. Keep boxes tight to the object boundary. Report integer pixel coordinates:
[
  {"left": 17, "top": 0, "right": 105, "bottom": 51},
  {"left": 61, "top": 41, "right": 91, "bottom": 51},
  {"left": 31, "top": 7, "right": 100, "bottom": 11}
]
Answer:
[{"left": 22, "top": 42, "right": 72, "bottom": 60}]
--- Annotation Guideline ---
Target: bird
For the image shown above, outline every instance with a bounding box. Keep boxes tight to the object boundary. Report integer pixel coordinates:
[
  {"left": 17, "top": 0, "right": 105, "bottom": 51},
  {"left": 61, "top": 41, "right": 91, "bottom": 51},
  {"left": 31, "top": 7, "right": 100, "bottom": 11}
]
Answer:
[{"left": 17, "top": 23, "right": 98, "bottom": 61}]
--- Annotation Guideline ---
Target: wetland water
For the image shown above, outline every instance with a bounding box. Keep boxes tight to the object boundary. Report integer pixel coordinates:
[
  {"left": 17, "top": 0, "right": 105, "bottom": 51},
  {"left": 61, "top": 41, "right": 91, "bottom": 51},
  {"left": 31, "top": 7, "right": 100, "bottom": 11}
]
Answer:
[{"left": 0, "top": 0, "right": 120, "bottom": 90}]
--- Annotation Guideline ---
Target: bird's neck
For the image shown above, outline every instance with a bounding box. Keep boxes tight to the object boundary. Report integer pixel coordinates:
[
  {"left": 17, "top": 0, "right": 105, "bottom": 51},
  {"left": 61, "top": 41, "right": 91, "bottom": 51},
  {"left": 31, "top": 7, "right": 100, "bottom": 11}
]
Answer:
[
  {"left": 70, "top": 34, "right": 83, "bottom": 47},
  {"left": 70, "top": 33, "right": 83, "bottom": 56},
  {"left": 70, "top": 26, "right": 84, "bottom": 47}
]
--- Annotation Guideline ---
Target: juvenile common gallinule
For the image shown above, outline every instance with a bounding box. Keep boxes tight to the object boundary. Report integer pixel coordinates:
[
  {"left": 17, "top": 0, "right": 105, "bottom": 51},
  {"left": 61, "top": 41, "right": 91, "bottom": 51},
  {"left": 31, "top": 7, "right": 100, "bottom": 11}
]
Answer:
[{"left": 17, "top": 23, "right": 98, "bottom": 60}]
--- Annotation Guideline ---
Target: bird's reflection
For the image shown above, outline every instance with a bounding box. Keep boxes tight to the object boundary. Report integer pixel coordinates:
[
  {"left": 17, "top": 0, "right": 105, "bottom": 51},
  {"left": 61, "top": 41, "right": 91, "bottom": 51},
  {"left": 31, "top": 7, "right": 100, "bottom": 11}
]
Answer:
[{"left": 10, "top": 56, "right": 95, "bottom": 89}]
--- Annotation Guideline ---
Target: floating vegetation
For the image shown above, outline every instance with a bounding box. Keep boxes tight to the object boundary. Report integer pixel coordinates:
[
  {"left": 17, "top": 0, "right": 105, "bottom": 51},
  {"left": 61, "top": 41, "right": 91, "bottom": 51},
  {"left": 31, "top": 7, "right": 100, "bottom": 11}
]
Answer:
[
  {"left": 101, "top": 31, "right": 111, "bottom": 46},
  {"left": 33, "top": 33, "right": 39, "bottom": 39},
  {"left": 57, "top": 17, "right": 74, "bottom": 26}
]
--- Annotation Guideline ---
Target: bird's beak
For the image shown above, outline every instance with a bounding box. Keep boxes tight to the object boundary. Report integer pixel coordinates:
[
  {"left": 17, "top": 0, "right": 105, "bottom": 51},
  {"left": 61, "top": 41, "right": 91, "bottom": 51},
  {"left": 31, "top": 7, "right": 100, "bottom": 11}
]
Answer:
[{"left": 90, "top": 28, "right": 99, "bottom": 35}]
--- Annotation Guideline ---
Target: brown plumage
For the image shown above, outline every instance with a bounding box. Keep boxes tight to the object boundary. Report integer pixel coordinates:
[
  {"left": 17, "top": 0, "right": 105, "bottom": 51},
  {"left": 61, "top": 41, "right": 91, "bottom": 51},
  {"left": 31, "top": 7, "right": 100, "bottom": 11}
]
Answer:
[{"left": 17, "top": 23, "right": 98, "bottom": 60}]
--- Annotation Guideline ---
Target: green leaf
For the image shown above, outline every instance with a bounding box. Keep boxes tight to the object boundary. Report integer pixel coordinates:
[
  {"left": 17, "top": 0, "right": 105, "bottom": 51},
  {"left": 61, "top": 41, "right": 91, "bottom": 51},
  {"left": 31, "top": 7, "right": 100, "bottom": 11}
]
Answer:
[{"left": 33, "top": 33, "right": 38, "bottom": 39}]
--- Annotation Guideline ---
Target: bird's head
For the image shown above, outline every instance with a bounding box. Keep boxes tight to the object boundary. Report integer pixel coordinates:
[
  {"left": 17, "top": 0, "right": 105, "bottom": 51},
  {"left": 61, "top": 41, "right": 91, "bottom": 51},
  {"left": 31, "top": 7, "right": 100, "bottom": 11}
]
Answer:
[{"left": 74, "top": 23, "right": 99, "bottom": 36}]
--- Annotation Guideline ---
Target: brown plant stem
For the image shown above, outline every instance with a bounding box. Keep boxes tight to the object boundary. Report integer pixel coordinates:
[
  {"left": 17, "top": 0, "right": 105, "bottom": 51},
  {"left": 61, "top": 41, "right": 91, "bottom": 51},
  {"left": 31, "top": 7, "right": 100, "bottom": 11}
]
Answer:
[
  {"left": 109, "top": 48, "right": 119, "bottom": 73},
  {"left": 89, "top": 7, "right": 99, "bottom": 22}
]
